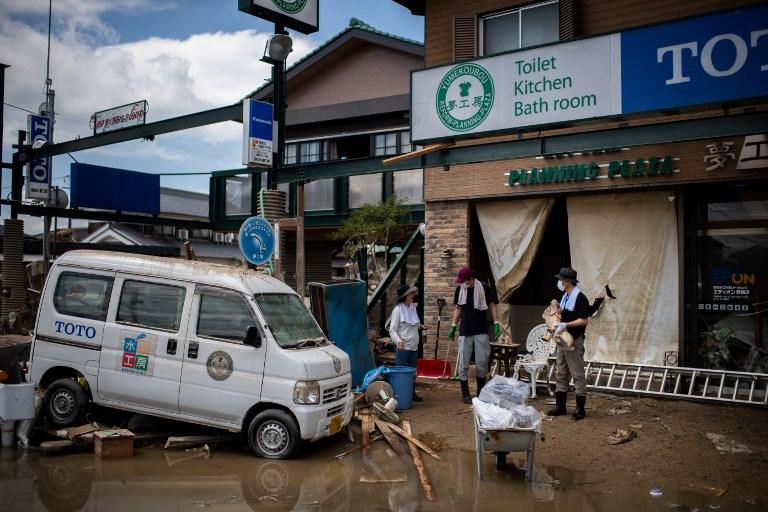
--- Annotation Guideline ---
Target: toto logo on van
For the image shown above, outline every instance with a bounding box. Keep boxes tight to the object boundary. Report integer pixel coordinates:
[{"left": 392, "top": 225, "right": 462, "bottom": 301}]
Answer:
[
  {"left": 207, "top": 350, "right": 234, "bottom": 381},
  {"left": 54, "top": 320, "right": 96, "bottom": 339}
]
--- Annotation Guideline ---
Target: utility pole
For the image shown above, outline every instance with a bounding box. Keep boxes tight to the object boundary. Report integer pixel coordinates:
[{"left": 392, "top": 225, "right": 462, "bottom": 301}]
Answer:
[
  {"left": 0, "top": 63, "right": 9, "bottom": 195},
  {"left": 41, "top": 0, "right": 54, "bottom": 274}
]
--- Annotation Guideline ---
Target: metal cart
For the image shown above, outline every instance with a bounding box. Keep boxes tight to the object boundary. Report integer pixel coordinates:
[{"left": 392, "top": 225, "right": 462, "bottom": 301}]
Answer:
[{"left": 473, "top": 413, "right": 540, "bottom": 481}]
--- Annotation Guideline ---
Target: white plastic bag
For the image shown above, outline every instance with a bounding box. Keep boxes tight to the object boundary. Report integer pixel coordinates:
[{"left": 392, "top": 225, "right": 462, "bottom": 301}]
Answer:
[
  {"left": 478, "top": 375, "right": 530, "bottom": 409},
  {"left": 510, "top": 404, "right": 541, "bottom": 430},
  {"left": 472, "top": 398, "right": 515, "bottom": 429}
]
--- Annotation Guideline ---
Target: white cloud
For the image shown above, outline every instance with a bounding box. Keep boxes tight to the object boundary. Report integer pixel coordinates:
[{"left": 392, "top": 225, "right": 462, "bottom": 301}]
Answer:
[{"left": 1, "top": 3, "right": 316, "bottom": 166}]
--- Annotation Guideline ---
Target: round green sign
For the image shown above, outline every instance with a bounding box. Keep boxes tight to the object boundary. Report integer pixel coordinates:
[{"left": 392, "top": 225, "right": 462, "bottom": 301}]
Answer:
[
  {"left": 272, "top": 0, "right": 307, "bottom": 14},
  {"left": 435, "top": 62, "right": 494, "bottom": 132}
]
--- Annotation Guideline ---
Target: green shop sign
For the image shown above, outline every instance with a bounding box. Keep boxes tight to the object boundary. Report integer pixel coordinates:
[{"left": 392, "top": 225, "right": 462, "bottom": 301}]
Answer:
[{"left": 506, "top": 155, "right": 675, "bottom": 186}]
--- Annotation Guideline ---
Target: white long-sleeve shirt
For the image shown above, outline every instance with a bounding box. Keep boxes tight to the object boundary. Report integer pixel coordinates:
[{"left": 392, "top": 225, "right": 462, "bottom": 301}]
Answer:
[{"left": 388, "top": 304, "right": 420, "bottom": 351}]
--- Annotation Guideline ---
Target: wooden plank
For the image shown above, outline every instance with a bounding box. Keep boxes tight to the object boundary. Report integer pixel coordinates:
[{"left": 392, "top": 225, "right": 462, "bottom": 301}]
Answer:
[
  {"left": 164, "top": 434, "right": 239, "bottom": 449},
  {"left": 382, "top": 142, "right": 455, "bottom": 165},
  {"left": 361, "top": 411, "right": 371, "bottom": 456},
  {"left": 402, "top": 420, "right": 435, "bottom": 502},
  {"left": 387, "top": 423, "right": 441, "bottom": 460},
  {"left": 374, "top": 419, "right": 406, "bottom": 456},
  {"left": 334, "top": 434, "right": 383, "bottom": 459}
]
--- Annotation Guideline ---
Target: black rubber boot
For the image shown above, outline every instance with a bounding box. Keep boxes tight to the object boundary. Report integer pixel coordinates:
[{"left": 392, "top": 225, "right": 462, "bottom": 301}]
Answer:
[
  {"left": 573, "top": 395, "right": 586, "bottom": 421},
  {"left": 547, "top": 391, "right": 567, "bottom": 416},
  {"left": 476, "top": 377, "right": 486, "bottom": 397},
  {"left": 460, "top": 380, "right": 472, "bottom": 404}
]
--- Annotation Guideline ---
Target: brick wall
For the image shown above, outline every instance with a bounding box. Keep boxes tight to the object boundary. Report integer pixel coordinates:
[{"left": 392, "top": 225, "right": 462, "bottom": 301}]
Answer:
[{"left": 422, "top": 199, "right": 470, "bottom": 361}]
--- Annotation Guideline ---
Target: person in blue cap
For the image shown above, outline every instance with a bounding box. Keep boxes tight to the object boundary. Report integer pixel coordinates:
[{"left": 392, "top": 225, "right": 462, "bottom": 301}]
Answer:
[
  {"left": 388, "top": 284, "right": 424, "bottom": 402},
  {"left": 447, "top": 267, "right": 500, "bottom": 404}
]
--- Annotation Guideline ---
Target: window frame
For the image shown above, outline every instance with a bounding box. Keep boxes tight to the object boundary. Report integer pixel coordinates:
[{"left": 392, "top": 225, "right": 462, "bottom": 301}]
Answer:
[
  {"left": 195, "top": 285, "right": 257, "bottom": 344},
  {"left": 478, "top": 0, "right": 559, "bottom": 57},
  {"left": 53, "top": 271, "right": 114, "bottom": 322},
  {"left": 116, "top": 279, "right": 187, "bottom": 333}
]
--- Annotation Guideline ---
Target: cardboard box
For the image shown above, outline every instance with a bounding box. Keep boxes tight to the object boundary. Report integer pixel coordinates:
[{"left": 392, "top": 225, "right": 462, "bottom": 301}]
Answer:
[{"left": 94, "top": 429, "right": 134, "bottom": 459}]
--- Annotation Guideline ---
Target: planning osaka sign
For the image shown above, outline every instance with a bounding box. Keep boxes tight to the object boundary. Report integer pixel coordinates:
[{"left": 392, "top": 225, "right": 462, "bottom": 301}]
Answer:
[
  {"left": 238, "top": 0, "right": 318, "bottom": 34},
  {"left": 90, "top": 100, "right": 147, "bottom": 135},
  {"left": 436, "top": 63, "right": 494, "bottom": 132},
  {"left": 411, "top": 4, "right": 768, "bottom": 142}
]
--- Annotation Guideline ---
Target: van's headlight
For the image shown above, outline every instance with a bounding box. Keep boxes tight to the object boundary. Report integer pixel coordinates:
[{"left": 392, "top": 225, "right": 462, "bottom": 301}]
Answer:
[{"left": 293, "top": 381, "right": 320, "bottom": 404}]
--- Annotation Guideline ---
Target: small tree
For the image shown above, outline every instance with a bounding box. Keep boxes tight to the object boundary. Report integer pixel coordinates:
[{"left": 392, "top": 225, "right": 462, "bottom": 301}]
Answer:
[{"left": 332, "top": 196, "right": 408, "bottom": 282}]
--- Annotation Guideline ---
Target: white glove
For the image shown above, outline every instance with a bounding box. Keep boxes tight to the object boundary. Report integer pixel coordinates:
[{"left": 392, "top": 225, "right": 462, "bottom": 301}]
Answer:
[{"left": 555, "top": 322, "right": 567, "bottom": 334}]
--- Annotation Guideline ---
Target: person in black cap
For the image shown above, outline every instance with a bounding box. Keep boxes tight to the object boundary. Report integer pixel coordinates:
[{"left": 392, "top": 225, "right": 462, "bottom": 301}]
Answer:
[
  {"left": 548, "top": 267, "right": 590, "bottom": 420},
  {"left": 388, "top": 284, "right": 424, "bottom": 402},
  {"left": 447, "top": 267, "right": 501, "bottom": 404}
]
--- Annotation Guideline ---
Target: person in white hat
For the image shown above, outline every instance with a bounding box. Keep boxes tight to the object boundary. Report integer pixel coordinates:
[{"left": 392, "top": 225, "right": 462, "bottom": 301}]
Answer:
[{"left": 388, "top": 284, "right": 424, "bottom": 402}]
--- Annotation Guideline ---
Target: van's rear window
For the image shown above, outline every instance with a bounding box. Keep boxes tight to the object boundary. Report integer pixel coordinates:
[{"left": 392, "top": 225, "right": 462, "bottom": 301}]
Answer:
[
  {"left": 53, "top": 272, "right": 114, "bottom": 321},
  {"left": 254, "top": 294, "right": 325, "bottom": 347}
]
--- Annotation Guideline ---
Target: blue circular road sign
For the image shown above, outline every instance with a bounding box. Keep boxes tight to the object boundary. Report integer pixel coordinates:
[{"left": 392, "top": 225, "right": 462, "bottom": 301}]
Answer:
[{"left": 238, "top": 216, "right": 276, "bottom": 266}]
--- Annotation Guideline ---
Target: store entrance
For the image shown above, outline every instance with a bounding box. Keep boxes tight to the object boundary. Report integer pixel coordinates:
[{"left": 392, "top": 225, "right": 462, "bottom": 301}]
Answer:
[{"left": 471, "top": 197, "right": 570, "bottom": 345}]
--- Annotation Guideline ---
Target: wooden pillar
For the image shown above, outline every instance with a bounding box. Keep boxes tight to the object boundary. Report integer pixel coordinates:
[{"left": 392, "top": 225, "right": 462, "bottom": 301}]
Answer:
[{"left": 296, "top": 182, "right": 305, "bottom": 298}]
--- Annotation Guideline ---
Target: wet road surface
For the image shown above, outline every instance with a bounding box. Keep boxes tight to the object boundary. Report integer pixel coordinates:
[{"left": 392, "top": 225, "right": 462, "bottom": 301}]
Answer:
[{"left": 0, "top": 438, "right": 760, "bottom": 511}]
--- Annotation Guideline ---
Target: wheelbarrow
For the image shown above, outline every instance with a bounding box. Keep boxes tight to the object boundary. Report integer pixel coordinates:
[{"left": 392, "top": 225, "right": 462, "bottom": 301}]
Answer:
[{"left": 473, "top": 412, "right": 542, "bottom": 481}]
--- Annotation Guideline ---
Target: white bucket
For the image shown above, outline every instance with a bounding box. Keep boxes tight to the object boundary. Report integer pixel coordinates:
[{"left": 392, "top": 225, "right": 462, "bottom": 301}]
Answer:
[{"left": 1, "top": 420, "right": 15, "bottom": 448}]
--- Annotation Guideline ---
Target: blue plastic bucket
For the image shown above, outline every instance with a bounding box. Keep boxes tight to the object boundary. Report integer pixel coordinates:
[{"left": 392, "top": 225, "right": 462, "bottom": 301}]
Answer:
[{"left": 385, "top": 366, "right": 416, "bottom": 410}]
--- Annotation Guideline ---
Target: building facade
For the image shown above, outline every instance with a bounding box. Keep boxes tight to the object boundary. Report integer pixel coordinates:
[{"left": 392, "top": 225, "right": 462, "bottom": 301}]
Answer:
[{"left": 396, "top": 0, "right": 768, "bottom": 371}]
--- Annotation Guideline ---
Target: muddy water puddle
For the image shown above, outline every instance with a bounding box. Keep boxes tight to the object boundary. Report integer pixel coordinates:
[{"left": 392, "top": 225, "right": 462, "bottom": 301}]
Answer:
[{"left": 0, "top": 441, "right": 759, "bottom": 511}]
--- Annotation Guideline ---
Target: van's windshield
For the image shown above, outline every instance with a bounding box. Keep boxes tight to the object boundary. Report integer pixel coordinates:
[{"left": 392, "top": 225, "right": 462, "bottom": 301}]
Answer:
[{"left": 254, "top": 294, "right": 329, "bottom": 348}]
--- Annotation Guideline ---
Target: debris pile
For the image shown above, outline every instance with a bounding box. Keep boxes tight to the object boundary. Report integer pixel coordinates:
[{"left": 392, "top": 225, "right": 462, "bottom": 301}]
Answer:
[{"left": 472, "top": 375, "right": 542, "bottom": 430}]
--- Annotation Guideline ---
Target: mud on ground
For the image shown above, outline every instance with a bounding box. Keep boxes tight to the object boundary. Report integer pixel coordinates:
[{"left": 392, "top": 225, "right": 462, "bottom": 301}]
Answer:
[{"left": 401, "top": 378, "right": 768, "bottom": 507}]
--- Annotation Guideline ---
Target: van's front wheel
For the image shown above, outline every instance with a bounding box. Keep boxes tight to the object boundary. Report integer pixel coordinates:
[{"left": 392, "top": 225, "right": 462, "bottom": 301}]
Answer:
[
  {"left": 44, "top": 378, "right": 87, "bottom": 427},
  {"left": 247, "top": 410, "right": 301, "bottom": 459}
]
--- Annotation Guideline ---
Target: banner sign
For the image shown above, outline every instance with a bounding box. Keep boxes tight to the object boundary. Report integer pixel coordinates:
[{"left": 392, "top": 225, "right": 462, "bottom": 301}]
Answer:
[
  {"left": 238, "top": 0, "right": 318, "bottom": 35},
  {"left": 70, "top": 163, "right": 160, "bottom": 215},
  {"left": 242, "top": 99, "right": 274, "bottom": 168},
  {"left": 239, "top": 216, "right": 276, "bottom": 266},
  {"left": 25, "top": 114, "right": 51, "bottom": 201},
  {"left": 411, "top": 4, "right": 768, "bottom": 143},
  {"left": 91, "top": 100, "right": 147, "bottom": 135}
]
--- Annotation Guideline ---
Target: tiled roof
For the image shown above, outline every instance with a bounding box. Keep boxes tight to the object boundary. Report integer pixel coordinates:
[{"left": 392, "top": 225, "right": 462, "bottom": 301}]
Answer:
[
  {"left": 105, "top": 223, "right": 244, "bottom": 262},
  {"left": 244, "top": 18, "right": 423, "bottom": 100},
  {"left": 160, "top": 187, "right": 209, "bottom": 219}
]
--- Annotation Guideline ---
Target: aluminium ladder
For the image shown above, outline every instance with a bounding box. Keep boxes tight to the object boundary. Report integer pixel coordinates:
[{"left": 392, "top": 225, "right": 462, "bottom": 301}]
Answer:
[{"left": 542, "top": 360, "right": 768, "bottom": 406}]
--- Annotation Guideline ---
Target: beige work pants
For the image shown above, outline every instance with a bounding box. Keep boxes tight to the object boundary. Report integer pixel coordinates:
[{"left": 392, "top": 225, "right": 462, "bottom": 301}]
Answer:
[{"left": 555, "top": 336, "right": 587, "bottom": 395}]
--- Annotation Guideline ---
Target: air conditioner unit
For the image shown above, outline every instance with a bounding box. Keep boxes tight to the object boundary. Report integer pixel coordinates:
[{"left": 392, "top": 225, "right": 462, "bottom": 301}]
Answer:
[
  {"left": 225, "top": 233, "right": 235, "bottom": 244},
  {"left": 214, "top": 233, "right": 225, "bottom": 244},
  {"left": 177, "top": 229, "right": 189, "bottom": 241}
]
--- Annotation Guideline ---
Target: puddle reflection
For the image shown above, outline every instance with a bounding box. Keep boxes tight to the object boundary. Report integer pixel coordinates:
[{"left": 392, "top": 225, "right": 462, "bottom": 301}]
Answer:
[{"left": 0, "top": 442, "right": 760, "bottom": 511}]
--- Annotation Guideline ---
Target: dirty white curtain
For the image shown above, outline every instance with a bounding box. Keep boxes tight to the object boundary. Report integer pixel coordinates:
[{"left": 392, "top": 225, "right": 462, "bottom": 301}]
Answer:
[
  {"left": 476, "top": 199, "right": 554, "bottom": 341},
  {"left": 568, "top": 191, "right": 678, "bottom": 364}
]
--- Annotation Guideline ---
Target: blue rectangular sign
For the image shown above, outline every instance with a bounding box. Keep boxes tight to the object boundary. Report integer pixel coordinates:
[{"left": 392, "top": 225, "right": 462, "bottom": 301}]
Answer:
[
  {"left": 242, "top": 99, "right": 273, "bottom": 168},
  {"left": 70, "top": 163, "right": 160, "bottom": 215},
  {"left": 621, "top": 4, "right": 768, "bottom": 113},
  {"left": 26, "top": 114, "right": 51, "bottom": 200}
]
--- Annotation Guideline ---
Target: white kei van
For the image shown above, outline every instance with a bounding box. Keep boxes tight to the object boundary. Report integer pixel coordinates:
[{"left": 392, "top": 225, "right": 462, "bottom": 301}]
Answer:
[{"left": 28, "top": 250, "right": 353, "bottom": 459}]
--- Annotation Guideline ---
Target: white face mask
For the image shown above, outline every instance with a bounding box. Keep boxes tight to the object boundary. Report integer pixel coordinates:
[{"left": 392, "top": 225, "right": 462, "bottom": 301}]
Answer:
[{"left": 557, "top": 280, "right": 565, "bottom": 292}]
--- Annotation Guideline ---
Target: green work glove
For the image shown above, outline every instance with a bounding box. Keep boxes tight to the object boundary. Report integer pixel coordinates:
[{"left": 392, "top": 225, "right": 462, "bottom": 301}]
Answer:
[
  {"left": 447, "top": 324, "right": 457, "bottom": 340},
  {"left": 493, "top": 321, "right": 502, "bottom": 338}
]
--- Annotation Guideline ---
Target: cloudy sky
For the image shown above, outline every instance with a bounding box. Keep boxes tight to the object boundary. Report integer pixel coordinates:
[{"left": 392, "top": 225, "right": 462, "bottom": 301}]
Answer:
[{"left": 0, "top": 0, "right": 422, "bottom": 233}]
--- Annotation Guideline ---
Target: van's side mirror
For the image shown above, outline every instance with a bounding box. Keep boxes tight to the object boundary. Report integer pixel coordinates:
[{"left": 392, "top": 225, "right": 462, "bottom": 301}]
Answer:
[{"left": 244, "top": 326, "right": 262, "bottom": 348}]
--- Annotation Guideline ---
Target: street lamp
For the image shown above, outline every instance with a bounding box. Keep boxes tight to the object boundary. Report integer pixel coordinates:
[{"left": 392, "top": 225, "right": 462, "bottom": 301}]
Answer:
[{"left": 262, "top": 34, "right": 293, "bottom": 63}]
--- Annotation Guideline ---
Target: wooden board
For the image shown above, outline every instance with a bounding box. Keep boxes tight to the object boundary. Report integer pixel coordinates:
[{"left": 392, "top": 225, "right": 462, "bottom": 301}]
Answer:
[
  {"left": 387, "top": 423, "right": 441, "bottom": 460},
  {"left": 403, "top": 420, "right": 435, "bottom": 502},
  {"left": 373, "top": 419, "right": 406, "bottom": 456}
]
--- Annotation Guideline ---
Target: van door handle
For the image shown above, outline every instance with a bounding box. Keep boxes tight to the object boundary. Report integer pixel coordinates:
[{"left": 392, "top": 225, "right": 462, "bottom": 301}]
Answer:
[
  {"left": 188, "top": 341, "right": 199, "bottom": 359},
  {"left": 167, "top": 339, "right": 177, "bottom": 355}
]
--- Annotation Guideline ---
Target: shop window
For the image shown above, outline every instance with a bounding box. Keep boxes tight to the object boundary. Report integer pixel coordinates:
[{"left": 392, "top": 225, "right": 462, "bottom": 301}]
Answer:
[
  {"left": 197, "top": 288, "right": 254, "bottom": 342},
  {"left": 349, "top": 173, "right": 383, "bottom": 208},
  {"left": 300, "top": 141, "right": 329, "bottom": 163},
  {"left": 400, "top": 131, "right": 412, "bottom": 153},
  {"left": 53, "top": 272, "right": 114, "bottom": 321},
  {"left": 117, "top": 280, "right": 185, "bottom": 332},
  {"left": 480, "top": 1, "right": 559, "bottom": 56},
  {"left": 305, "top": 178, "right": 334, "bottom": 211},
  {"left": 393, "top": 169, "right": 423, "bottom": 205},
  {"left": 336, "top": 133, "right": 372, "bottom": 160},
  {"left": 225, "top": 174, "right": 252, "bottom": 216},
  {"left": 693, "top": 186, "right": 768, "bottom": 372}
]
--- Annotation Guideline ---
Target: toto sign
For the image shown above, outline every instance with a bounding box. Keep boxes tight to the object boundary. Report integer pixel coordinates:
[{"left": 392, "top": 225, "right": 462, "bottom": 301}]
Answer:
[{"left": 90, "top": 100, "right": 148, "bottom": 135}]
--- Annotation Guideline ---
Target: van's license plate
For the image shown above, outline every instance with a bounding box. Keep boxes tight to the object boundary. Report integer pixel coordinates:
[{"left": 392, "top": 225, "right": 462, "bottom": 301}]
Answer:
[{"left": 329, "top": 415, "right": 342, "bottom": 435}]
